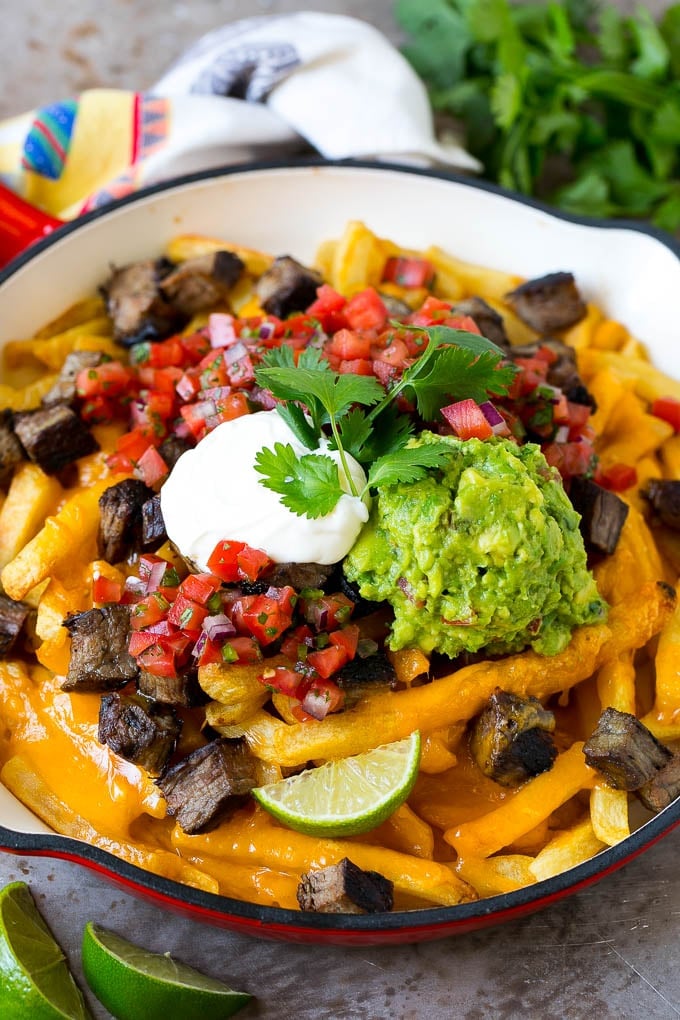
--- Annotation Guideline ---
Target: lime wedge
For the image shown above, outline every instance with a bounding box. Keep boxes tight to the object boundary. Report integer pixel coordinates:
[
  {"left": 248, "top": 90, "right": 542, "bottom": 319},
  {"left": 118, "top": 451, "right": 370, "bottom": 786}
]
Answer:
[
  {"left": 0, "top": 881, "right": 92, "bottom": 1020},
  {"left": 252, "top": 731, "right": 421, "bottom": 836},
  {"left": 81, "top": 922, "right": 251, "bottom": 1020}
]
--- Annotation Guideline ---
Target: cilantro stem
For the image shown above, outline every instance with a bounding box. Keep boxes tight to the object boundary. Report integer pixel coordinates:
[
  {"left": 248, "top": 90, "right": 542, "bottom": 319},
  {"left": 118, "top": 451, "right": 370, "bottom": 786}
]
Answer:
[{"left": 328, "top": 415, "right": 359, "bottom": 498}]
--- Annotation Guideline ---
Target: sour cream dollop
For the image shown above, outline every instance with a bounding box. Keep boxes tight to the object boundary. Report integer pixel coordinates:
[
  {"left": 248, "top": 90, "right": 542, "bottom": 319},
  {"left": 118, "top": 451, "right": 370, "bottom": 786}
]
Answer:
[{"left": 160, "top": 410, "right": 370, "bottom": 569}]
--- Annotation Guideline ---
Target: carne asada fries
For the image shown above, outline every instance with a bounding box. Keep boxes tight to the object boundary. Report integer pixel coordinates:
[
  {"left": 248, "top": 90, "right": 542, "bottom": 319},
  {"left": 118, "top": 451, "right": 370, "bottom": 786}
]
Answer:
[{"left": 0, "top": 220, "right": 679, "bottom": 915}]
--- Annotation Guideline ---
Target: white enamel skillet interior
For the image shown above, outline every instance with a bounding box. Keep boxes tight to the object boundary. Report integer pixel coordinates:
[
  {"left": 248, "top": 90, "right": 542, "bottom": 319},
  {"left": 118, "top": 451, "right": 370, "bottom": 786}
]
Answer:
[{"left": 1, "top": 161, "right": 680, "bottom": 941}]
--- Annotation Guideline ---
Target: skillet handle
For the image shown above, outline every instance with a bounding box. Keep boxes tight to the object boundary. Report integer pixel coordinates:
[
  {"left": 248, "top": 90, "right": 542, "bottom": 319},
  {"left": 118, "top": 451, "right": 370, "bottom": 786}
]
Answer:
[{"left": 0, "top": 182, "right": 64, "bottom": 269}]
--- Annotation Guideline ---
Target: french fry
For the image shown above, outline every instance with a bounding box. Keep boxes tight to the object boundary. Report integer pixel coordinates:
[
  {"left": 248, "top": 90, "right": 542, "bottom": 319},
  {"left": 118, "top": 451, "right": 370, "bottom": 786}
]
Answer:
[
  {"left": 559, "top": 303, "right": 603, "bottom": 350},
  {"left": 577, "top": 348, "right": 680, "bottom": 403},
  {"left": 330, "top": 221, "right": 386, "bottom": 295},
  {"left": 645, "top": 591, "right": 680, "bottom": 722},
  {"left": 242, "top": 583, "right": 674, "bottom": 767},
  {"left": 34, "top": 295, "right": 106, "bottom": 338},
  {"left": 0, "top": 463, "right": 62, "bottom": 571},
  {"left": 198, "top": 656, "right": 287, "bottom": 705},
  {"left": 596, "top": 652, "right": 636, "bottom": 715},
  {"left": 485, "top": 298, "right": 539, "bottom": 346},
  {"left": 528, "top": 818, "right": 605, "bottom": 883},
  {"left": 424, "top": 246, "right": 522, "bottom": 302},
  {"left": 1, "top": 477, "right": 116, "bottom": 600},
  {"left": 164, "top": 233, "right": 273, "bottom": 276},
  {"left": 591, "top": 319, "right": 630, "bottom": 351},
  {"left": 660, "top": 434, "right": 680, "bottom": 480},
  {"left": 4, "top": 320, "right": 114, "bottom": 369},
  {"left": 204, "top": 693, "right": 270, "bottom": 729},
  {"left": 455, "top": 854, "right": 536, "bottom": 896},
  {"left": 358, "top": 803, "right": 435, "bottom": 860},
  {"left": 0, "top": 374, "right": 60, "bottom": 411},
  {"left": 590, "top": 785, "right": 630, "bottom": 846},
  {"left": 445, "top": 743, "right": 596, "bottom": 859}
]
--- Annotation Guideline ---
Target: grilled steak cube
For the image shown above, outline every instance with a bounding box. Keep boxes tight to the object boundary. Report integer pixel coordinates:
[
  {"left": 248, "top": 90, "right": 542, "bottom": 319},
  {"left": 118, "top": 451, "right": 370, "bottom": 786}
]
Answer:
[
  {"left": 265, "top": 561, "right": 332, "bottom": 591},
  {"left": 41, "top": 349, "right": 103, "bottom": 407},
  {"left": 98, "top": 692, "right": 181, "bottom": 775},
  {"left": 159, "top": 251, "right": 245, "bottom": 315},
  {"left": 469, "top": 688, "right": 557, "bottom": 787},
  {"left": 0, "top": 594, "right": 30, "bottom": 656},
  {"left": 156, "top": 737, "right": 257, "bottom": 834},
  {"left": 505, "top": 272, "right": 587, "bottom": 334},
  {"left": 158, "top": 434, "right": 193, "bottom": 470},
  {"left": 141, "top": 494, "right": 167, "bottom": 549},
  {"left": 643, "top": 480, "right": 680, "bottom": 530},
  {"left": 62, "top": 605, "right": 138, "bottom": 692},
  {"left": 509, "top": 338, "right": 595, "bottom": 409},
  {"left": 137, "top": 669, "right": 203, "bottom": 707},
  {"left": 334, "top": 652, "right": 397, "bottom": 708},
  {"left": 98, "top": 478, "right": 154, "bottom": 563},
  {"left": 297, "top": 858, "right": 394, "bottom": 914},
  {"left": 338, "top": 575, "right": 383, "bottom": 618},
  {"left": 378, "top": 292, "right": 411, "bottom": 318},
  {"left": 13, "top": 404, "right": 99, "bottom": 475},
  {"left": 583, "top": 708, "right": 672, "bottom": 791},
  {"left": 256, "top": 256, "right": 323, "bottom": 318},
  {"left": 453, "top": 296, "right": 509, "bottom": 350},
  {"left": 103, "top": 259, "right": 180, "bottom": 345},
  {"left": 569, "top": 477, "right": 629, "bottom": 556},
  {"left": 635, "top": 753, "right": 680, "bottom": 812},
  {"left": 0, "top": 410, "right": 25, "bottom": 487}
]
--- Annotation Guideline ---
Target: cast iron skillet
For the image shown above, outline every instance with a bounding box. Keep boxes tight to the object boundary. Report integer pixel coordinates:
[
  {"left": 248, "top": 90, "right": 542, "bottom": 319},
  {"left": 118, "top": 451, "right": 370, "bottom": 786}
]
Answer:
[{"left": 1, "top": 160, "right": 679, "bottom": 945}]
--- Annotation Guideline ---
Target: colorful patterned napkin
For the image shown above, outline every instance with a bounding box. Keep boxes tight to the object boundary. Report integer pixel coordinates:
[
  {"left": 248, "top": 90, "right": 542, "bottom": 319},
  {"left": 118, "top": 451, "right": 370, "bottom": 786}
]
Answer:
[{"left": 0, "top": 12, "right": 479, "bottom": 220}]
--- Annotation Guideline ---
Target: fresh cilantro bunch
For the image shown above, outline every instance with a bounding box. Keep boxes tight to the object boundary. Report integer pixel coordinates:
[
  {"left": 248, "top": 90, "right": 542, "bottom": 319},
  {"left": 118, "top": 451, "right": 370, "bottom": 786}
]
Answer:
[
  {"left": 253, "top": 327, "right": 515, "bottom": 519},
  {"left": 395, "top": 0, "right": 680, "bottom": 232}
]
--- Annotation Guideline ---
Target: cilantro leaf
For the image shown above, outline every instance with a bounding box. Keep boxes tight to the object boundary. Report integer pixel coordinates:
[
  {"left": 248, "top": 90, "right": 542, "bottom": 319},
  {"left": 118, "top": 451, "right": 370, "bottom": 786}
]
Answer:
[
  {"left": 275, "top": 402, "right": 318, "bottom": 450},
  {"left": 255, "top": 364, "right": 383, "bottom": 420},
  {"left": 365, "top": 442, "right": 453, "bottom": 493},
  {"left": 359, "top": 403, "right": 415, "bottom": 463},
  {"left": 254, "top": 443, "right": 343, "bottom": 519},
  {"left": 332, "top": 407, "right": 374, "bottom": 461}
]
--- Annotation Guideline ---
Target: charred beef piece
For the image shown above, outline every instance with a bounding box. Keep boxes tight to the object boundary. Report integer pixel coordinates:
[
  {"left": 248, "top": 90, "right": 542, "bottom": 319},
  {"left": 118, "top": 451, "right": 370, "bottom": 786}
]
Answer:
[
  {"left": 98, "top": 478, "right": 155, "bottom": 563},
  {"left": 159, "top": 251, "right": 245, "bottom": 315},
  {"left": 265, "top": 562, "right": 332, "bottom": 591},
  {"left": 338, "top": 575, "right": 383, "bottom": 618},
  {"left": 583, "top": 707, "right": 672, "bottom": 790},
  {"left": 98, "top": 692, "right": 181, "bottom": 775},
  {"left": 103, "top": 259, "right": 181, "bottom": 346},
  {"left": 643, "top": 480, "right": 680, "bottom": 530},
  {"left": 569, "top": 477, "right": 629, "bottom": 556},
  {"left": 156, "top": 737, "right": 257, "bottom": 834},
  {"left": 0, "top": 594, "right": 31, "bottom": 656},
  {"left": 256, "top": 256, "right": 323, "bottom": 318},
  {"left": 137, "top": 669, "right": 204, "bottom": 707},
  {"left": 62, "top": 605, "right": 138, "bottom": 692},
  {"left": 452, "top": 297, "right": 510, "bottom": 350},
  {"left": 334, "top": 652, "right": 397, "bottom": 708},
  {"left": 13, "top": 405, "right": 99, "bottom": 475},
  {"left": 469, "top": 688, "right": 557, "bottom": 787},
  {"left": 378, "top": 292, "right": 412, "bottom": 318},
  {"left": 297, "top": 858, "right": 394, "bottom": 914},
  {"left": 635, "top": 753, "right": 680, "bottom": 811},
  {"left": 509, "top": 338, "right": 595, "bottom": 409},
  {"left": 41, "top": 349, "right": 103, "bottom": 407},
  {"left": 158, "top": 434, "right": 193, "bottom": 470},
  {"left": 141, "top": 494, "right": 167, "bottom": 549},
  {"left": 0, "top": 410, "right": 25, "bottom": 487},
  {"left": 505, "top": 272, "right": 587, "bottom": 334}
]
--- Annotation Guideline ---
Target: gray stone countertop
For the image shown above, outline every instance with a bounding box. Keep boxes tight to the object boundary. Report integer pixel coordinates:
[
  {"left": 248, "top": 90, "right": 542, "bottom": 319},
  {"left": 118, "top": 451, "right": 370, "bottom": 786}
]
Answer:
[{"left": 1, "top": 2, "right": 679, "bottom": 1018}]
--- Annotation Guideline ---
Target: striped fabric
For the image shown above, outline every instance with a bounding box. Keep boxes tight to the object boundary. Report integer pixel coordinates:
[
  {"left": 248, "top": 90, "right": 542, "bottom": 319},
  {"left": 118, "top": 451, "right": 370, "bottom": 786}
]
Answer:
[{"left": 21, "top": 100, "right": 77, "bottom": 180}]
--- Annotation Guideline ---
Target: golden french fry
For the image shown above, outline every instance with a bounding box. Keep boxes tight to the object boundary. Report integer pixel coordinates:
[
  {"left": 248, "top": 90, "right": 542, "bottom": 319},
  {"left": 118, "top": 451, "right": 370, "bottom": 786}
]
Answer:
[
  {"left": 590, "top": 785, "right": 630, "bottom": 846},
  {"left": 660, "top": 435, "right": 680, "bottom": 480},
  {"left": 646, "top": 590, "right": 680, "bottom": 723},
  {"left": 528, "top": 818, "right": 605, "bottom": 882},
  {"left": 199, "top": 656, "right": 287, "bottom": 705},
  {"left": 559, "top": 303, "right": 603, "bottom": 350},
  {"left": 591, "top": 319, "right": 630, "bottom": 351},
  {"left": 424, "top": 246, "right": 521, "bottom": 302},
  {"left": 330, "top": 221, "right": 386, "bottom": 295},
  {"left": 486, "top": 298, "right": 539, "bottom": 346},
  {"left": 446, "top": 744, "right": 596, "bottom": 859},
  {"left": 577, "top": 348, "right": 680, "bottom": 403},
  {"left": 204, "top": 693, "right": 270, "bottom": 729},
  {"left": 34, "top": 296, "right": 107, "bottom": 339},
  {"left": 164, "top": 233, "right": 273, "bottom": 277},
  {"left": 0, "top": 375, "right": 60, "bottom": 411},
  {"left": 0, "top": 463, "right": 62, "bottom": 571},
  {"left": 455, "top": 854, "right": 536, "bottom": 896},
  {"left": 359, "top": 803, "right": 435, "bottom": 860},
  {"left": 596, "top": 652, "right": 636, "bottom": 715},
  {"left": 4, "top": 320, "right": 114, "bottom": 369}
]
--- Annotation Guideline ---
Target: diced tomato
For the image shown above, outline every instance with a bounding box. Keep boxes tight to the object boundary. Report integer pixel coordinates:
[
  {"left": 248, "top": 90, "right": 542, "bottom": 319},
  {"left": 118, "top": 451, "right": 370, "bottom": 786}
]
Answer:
[
  {"left": 129, "top": 592, "right": 170, "bottom": 630},
  {"left": 116, "top": 427, "right": 155, "bottom": 461},
  {"left": 259, "top": 665, "right": 306, "bottom": 697},
  {"left": 652, "top": 396, "right": 680, "bottom": 432},
  {"left": 128, "top": 630, "right": 159, "bottom": 657},
  {"left": 234, "top": 594, "right": 294, "bottom": 646},
  {"left": 306, "top": 284, "right": 347, "bottom": 316},
  {"left": 382, "top": 256, "right": 435, "bottom": 289},
  {"left": 344, "top": 288, "right": 388, "bottom": 331},
  {"left": 148, "top": 336, "right": 185, "bottom": 368},
  {"left": 329, "top": 624, "right": 360, "bottom": 660},
  {"left": 198, "top": 350, "right": 229, "bottom": 389},
  {"left": 194, "top": 635, "right": 223, "bottom": 667},
  {"left": 137, "top": 642, "right": 177, "bottom": 677},
  {"left": 134, "top": 445, "right": 169, "bottom": 487},
  {"left": 213, "top": 391, "right": 251, "bottom": 423},
  {"left": 92, "top": 574, "right": 123, "bottom": 604},
  {"left": 441, "top": 399, "right": 493, "bottom": 440},
  {"left": 300, "top": 677, "right": 345, "bottom": 719},
  {"left": 327, "top": 329, "right": 372, "bottom": 361},
  {"left": 543, "top": 439, "right": 596, "bottom": 480},
  {"left": 166, "top": 593, "right": 208, "bottom": 633},
  {"left": 180, "top": 330, "right": 212, "bottom": 363},
  {"left": 281, "top": 314, "right": 319, "bottom": 342},
  {"left": 176, "top": 370, "right": 201, "bottom": 401},
  {"left": 409, "top": 296, "right": 453, "bottom": 325},
  {"left": 178, "top": 572, "right": 221, "bottom": 605},
  {"left": 280, "top": 623, "right": 314, "bottom": 662},
  {"left": 372, "top": 359, "right": 400, "bottom": 387},
  {"left": 597, "top": 462, "right": 638, "bottom": 492},
  {"left": 566, "top": 401, "right": 592, "bottom": 434},
  {"left": 80, "top": 394, "right": 119, "bottom": 424},
  {"left": 236, "top": 544, "right": 273, "bottom": 582},
  {"left": 372, "top": 337, "right": 409, "bottom": 368},
  {"left": 76, "top": 360, "right": 133, "bottom": 398},
  {"left": 300, "top": 591, "right": 354, "bottom": 630},
  {"left": 338, "top": 358, "right": 374, "bottom": 376},
  {"left": 207, "top": 540, "right": 246, "bottom": 583},
  {"left": 306, "top": 644, "right": 349, "bottom": 678},
  {"left": 225, "top": 350, "right": 255, "bottom": 388},
  {"left": 221, "top": 635, "right": 263, "bottom": 664}
]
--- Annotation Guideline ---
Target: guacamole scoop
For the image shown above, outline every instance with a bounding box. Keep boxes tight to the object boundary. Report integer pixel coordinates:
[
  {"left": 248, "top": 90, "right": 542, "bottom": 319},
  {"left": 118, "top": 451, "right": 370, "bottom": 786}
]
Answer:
[{"left": 344, "top": 435, "right": 606, "bottom": 658}]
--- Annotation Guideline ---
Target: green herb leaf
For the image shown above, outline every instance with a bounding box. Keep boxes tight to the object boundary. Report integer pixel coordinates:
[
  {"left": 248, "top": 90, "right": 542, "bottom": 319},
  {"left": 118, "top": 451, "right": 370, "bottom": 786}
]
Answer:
[
  {"left": 254, "top": 442, "right": 344, "bottom": 519},
  {"left": 366, "top": 442, "right": 453, "bottom": 493}
]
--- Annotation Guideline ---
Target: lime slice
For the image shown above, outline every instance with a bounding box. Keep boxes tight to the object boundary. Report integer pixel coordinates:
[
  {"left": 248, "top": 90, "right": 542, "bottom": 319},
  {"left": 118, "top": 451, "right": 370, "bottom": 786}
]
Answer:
[
  {"left": 0, "top": 881, "right": 92, "bottom": 1020},
  {"left": 81, "top": 922, "right": 251, "bottom": 1020},
  {"left": 252, "top": 731, "right": 421, "bottom": 836}
]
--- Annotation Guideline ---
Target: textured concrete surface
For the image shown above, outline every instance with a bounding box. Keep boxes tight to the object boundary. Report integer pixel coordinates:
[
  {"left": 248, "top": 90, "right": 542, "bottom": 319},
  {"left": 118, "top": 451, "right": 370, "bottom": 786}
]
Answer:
[{"left": 2, "top": 3, "right": 680, "bottom": 1019}]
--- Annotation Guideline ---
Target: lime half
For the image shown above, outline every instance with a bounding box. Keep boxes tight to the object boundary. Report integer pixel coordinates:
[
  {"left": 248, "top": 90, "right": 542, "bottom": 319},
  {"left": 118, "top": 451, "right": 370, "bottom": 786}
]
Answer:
[
  {"left": 253, "top": 731, "right": 421, "bottom": 836},
  {"left": 81, "top": 922, "right": 251, "bottom": 1020},
  {"left": 0, "top": 881, "right": 92, "bottom": 1020}
]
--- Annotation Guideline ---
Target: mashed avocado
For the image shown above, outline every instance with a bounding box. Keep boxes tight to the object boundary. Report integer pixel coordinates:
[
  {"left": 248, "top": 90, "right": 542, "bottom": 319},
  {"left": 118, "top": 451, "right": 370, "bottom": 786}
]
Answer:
[{"left": 344, "top": 435, "right": 606, "bottom": 658}]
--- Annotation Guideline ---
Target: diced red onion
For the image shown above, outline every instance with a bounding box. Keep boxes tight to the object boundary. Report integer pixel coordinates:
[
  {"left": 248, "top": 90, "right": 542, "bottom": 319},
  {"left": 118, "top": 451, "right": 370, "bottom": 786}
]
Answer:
[
  {"left": 479, "top": 400, "right": 504, "bottom": 427},
  {"left": 249, "top": 387, "right": 277, "bottom": 410},
  {"left": 124, "top": 575, "right": 146, "bottom": 597},
  {"left": 209, "top": 313, "right": 237, "bottom": 348},
  {"left": 259, "top": 321, "right": 276, "bottom": 341},
  {"left": 198, "top": 385, "right": 232, "bottom": 402},
  {"left": 202, "top": 613, "right": 236, "bottom": 644},
  {"left": 554, "top": 424, "right": 570, "bottom": 443},
  {"left": 307, "top": 604, "right": 328, "bottom": 630},
  {"left": 145, "top": 560, "right": 169, "bottom": 594},
  {"left": 301, "top": 686, "right": 331, "bottom": 721},
  {"left": 174, "top": 420, "right": 193, "bottom": 440},
  {"left": 192, "top": 630, "right": 208, "bottom": 659},
  {"left": 224, "top": 341, "right": 248, "bottom": 365}
]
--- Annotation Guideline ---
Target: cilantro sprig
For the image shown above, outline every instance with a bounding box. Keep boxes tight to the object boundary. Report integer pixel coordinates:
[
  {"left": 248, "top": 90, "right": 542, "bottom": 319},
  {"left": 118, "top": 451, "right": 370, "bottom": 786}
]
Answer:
[{"left": 254, "top": 326, "right": 515, "bottom": 519}]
